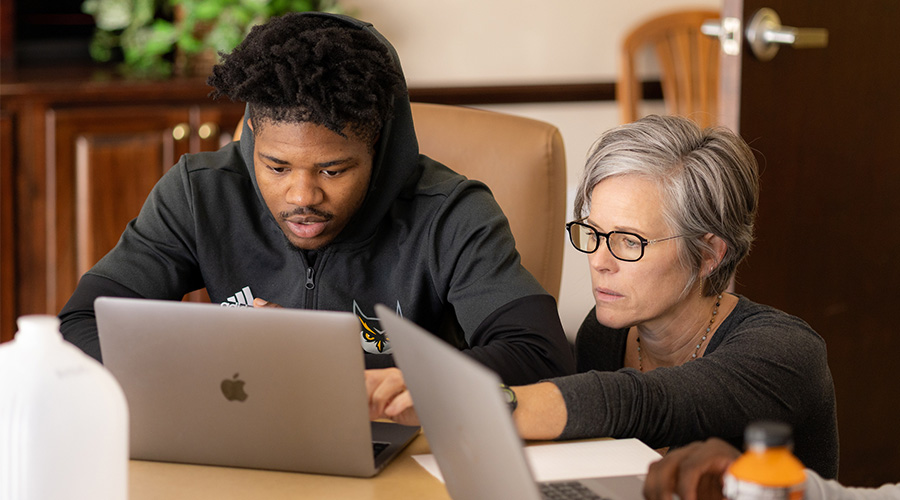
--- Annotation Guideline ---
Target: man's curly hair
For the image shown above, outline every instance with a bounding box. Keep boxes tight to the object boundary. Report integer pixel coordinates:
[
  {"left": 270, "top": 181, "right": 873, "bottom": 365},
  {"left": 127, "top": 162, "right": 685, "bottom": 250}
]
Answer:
[{"left": 208, "top": 13, "right": 404, "bottom": 147}]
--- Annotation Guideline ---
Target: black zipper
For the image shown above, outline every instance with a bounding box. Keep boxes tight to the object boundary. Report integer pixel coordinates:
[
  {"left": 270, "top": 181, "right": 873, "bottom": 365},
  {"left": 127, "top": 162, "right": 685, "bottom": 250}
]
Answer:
[{"left": 305, "top": 267, "right": 315, "bottom": 290}]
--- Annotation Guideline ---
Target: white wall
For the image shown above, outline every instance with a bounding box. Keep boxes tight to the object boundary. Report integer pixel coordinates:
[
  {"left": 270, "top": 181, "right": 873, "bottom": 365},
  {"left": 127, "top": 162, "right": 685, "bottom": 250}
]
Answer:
[
  {"left": 343, "top": 0, "right": 721, "bottom": 85},
  {"left": 344, "top": 0, "right": 721, "bottom": 339}
]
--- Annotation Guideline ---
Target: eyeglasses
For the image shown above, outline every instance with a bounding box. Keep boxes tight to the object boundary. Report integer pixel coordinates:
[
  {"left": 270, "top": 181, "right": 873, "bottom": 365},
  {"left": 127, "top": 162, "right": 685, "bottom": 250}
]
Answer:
[{"left": 566, "top": 220, "right": 686, "bottom": 262}]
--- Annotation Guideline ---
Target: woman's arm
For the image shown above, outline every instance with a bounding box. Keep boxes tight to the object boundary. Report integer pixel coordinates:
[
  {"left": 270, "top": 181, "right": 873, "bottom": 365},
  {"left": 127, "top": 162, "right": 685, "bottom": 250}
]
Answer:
[{"left": 511, "top": 381, "right": 568, "bottom": 440}]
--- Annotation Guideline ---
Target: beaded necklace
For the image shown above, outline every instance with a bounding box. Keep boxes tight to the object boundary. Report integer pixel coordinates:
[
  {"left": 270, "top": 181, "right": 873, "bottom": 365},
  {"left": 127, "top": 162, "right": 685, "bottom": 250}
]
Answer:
[{"left": 636, "top": 293, "right": 722, "bottom": 372}]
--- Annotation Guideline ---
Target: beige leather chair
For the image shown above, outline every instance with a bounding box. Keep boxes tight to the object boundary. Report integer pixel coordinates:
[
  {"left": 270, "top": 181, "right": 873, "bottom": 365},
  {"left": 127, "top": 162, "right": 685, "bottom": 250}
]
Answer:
[
  {"left": 233, "top": 103, "right": 566, "bottom": 299},
  {"left": 618, "top": 9, "right": 721, "bottom": 127},
  {"left": 410, "top": 102, "right": 566, "bottom": 300}
]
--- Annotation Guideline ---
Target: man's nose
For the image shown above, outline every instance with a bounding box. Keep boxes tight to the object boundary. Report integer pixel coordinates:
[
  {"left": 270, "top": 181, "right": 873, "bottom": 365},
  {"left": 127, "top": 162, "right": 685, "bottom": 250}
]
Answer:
[{"left": 286, "top": 173, "right": 324, "bottom": 206}]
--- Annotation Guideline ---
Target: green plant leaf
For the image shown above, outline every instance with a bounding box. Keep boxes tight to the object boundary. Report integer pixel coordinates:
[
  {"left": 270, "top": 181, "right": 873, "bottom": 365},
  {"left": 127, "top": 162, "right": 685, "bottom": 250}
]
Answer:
[
  {"left": 81, "top": 0, "right": 348, "bottom": 76},
  {"left": 241, "top": 0, "right": 270, "bottom": 14},
  {"left": 143, "top": 20, "right": 178, "bottom": 55},
  {"left": 193, "top": 2, "right": 225, "bottom": 20},
  {"left": 229, "top": 7, "right": 253, "bottom": 26},
  {"left": 84, "top": 0, "right": 134, "bottom": 31},
  {"left": 178, "top": 36, "right": 204, "bottom": 54},
  {"left": 131, "top": 0, "right": 158, "bottom": 26},
  {"left": 286, "top": 0, "right": 315, "bottom": 13},
  {"left": 207, "top": 21, "right": 244, "bottom": 53},
  {"left": 82, "top": 0, "right": 102, "bottom": 16},
  {"left": 87, "top": 29, "right": 118, "bottom": 62}
]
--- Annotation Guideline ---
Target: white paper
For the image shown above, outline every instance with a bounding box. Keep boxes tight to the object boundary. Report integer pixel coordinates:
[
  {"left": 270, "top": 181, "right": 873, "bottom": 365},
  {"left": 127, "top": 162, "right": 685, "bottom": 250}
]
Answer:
[{"left": 413, "top": 438, "right": 660, "bottom": 483}]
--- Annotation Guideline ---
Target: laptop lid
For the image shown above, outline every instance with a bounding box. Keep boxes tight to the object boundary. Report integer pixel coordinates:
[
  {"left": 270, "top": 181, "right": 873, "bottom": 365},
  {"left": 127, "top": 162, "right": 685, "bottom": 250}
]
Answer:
[
  {"left": 376, "top": 304, "right": 645, "bottom": 499},
  {"left": 95, "top": 297, "right": 418, "bottom": 477}
]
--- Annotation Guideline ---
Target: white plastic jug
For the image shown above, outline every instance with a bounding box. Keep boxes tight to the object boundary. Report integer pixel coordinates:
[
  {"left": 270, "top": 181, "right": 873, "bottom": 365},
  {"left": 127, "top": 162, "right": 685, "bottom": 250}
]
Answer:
[{"left": 0, "top": 315, "right": 128, "bottom": 500}]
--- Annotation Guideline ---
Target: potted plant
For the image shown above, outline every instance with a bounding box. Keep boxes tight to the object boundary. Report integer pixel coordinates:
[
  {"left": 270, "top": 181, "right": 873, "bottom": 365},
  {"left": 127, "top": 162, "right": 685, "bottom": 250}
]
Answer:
[{"left": 82, "top": 0, "right": 348, "bottom": 77}]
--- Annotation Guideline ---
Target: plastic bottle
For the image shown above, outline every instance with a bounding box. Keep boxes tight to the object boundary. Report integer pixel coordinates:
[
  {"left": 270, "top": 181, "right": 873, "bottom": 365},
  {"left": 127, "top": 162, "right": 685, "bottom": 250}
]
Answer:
[
  {"left": 724, "top": 421, "right": 806, "bottom": 500},
  {"left": 0, "top": 315, "right": 129, "bottom": 500}
]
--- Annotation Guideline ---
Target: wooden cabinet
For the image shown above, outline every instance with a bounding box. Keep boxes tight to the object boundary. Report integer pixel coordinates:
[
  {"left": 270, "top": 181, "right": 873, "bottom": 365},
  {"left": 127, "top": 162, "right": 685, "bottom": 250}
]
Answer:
[{"left": 1, "top": 69, "right": 245, "bottom": 341}]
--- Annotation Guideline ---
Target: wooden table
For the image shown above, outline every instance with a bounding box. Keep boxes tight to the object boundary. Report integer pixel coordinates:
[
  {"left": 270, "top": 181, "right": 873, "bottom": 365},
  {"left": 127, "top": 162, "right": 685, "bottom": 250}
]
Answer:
[{"left": 129, "top": 433, "right": 451, "bottom": 499}]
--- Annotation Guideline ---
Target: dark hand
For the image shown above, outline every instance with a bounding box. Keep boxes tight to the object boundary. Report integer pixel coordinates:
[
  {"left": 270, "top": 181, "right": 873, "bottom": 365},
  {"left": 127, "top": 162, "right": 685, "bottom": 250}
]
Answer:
[
  {"left": 365, "top": 368, "right": 420, "bottom": 426},
  {"left": 643, "top": 438, "right": 740, "bottom": 500},
  {"left": 252, "top": 298, "right": 283, "bottom": 308}
]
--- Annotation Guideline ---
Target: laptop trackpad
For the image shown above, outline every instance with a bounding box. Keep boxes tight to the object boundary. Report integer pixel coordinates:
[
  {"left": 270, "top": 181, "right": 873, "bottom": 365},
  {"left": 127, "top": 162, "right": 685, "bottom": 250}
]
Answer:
[
  {"left": 370, "top": 421, "right": 420, "bottom": 469},
  {"left": 578, "top": 475, "right": 646, "bottom": 500}
]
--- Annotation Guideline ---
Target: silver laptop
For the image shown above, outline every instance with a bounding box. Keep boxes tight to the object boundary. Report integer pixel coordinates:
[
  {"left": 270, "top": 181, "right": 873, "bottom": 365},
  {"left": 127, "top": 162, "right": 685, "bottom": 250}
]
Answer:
[
  {"left": 95, "top": 297, "right": 419, "bottom": 477},
  {"left": 375, "top": 304, "right": 646, "bottom": 500}
]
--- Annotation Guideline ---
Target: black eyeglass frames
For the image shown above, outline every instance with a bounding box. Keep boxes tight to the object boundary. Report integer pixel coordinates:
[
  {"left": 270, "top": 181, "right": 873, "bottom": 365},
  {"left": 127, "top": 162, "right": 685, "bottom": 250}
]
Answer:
[{"left": 565, "top": 220, "right": 686, "bottom": 262}]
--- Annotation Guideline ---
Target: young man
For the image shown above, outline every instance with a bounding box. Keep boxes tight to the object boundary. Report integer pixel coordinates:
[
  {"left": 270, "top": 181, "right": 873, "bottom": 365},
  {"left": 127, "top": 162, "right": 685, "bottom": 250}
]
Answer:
[{"left": 59, "top": 13, "right": 575, "bottom": 385}]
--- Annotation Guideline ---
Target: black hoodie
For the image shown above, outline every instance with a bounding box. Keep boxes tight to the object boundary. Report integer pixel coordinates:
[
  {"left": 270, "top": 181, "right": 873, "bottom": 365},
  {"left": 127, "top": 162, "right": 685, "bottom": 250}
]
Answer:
[{"left": 59, "top": 13, "right": 575, "bottom": 384}]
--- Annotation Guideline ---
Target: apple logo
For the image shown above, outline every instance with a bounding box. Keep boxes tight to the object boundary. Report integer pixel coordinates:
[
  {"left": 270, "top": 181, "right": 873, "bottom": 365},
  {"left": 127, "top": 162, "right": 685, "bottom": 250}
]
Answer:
[{"left": 221, "top": 373, "right": 248, "bottom": 402}]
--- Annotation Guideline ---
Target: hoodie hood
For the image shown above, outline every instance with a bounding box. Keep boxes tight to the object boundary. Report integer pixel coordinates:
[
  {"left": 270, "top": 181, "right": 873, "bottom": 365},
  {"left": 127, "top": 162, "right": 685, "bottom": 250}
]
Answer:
[{"left": 238, "top": 12, "right": 421, "bottom": 247}]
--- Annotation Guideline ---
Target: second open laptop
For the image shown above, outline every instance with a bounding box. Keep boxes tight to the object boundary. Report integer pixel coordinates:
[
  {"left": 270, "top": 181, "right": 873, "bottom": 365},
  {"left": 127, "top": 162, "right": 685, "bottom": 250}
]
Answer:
[
  {"left": 376, "top": 304, "right": 647, "bottom": 500},
  {"left": 95, "top": 297, "right": 419, "bottom": 477}
]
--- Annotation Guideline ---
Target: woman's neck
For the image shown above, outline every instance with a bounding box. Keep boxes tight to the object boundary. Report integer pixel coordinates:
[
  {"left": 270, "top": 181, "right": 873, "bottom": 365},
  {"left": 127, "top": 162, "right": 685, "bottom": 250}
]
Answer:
[{"left": 632, "top": 292, "right": 735, "bottom": 370}]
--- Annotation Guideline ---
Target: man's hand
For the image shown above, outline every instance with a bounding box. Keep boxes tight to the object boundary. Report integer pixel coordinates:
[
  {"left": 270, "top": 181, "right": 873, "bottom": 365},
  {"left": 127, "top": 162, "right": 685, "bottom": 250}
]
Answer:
[
  {"left": 253, "top": 298, "right": 283, "bottom": 308},
  {"left": 365, "top": 368, "right": 420, "bottom": 427},
  {"left": 643, "top": 438, "right": 741, "bottom": 500},
  {"left": 251, "top": 300, "right": 419, "bottom": 427}
]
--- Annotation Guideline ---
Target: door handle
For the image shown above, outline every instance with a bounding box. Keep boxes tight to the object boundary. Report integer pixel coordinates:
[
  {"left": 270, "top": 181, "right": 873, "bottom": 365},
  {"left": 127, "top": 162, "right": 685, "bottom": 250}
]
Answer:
[
  {"left": 702, "top": 8, "right": 828, "bottom": 61},
  {"left": 701, "top": 17, "right": 742, "bottom": 56},
  {"left": 746, "top": 8, "right": 828, "bottom": 61}
]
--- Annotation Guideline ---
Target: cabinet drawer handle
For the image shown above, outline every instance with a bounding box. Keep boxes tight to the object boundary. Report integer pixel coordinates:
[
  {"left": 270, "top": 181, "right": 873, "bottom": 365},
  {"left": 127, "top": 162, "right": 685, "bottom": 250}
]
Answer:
[
  {"left": 198, "top": 122, "right": 219, "bottom": 140},
  {"left": 172, "top": 123, "right": 190, "bottom": 141}
]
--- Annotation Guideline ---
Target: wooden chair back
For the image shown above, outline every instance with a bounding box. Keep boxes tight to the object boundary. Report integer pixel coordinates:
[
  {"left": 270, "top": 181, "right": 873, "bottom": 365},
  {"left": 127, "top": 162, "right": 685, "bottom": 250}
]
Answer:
[{"left": 618, "top": 9, "right": 721, "bottom": 127}]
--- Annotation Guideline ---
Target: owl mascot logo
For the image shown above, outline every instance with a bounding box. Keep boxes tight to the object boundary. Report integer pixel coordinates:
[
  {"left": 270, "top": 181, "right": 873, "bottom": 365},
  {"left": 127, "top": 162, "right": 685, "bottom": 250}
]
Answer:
[{"left": 353, "top": 301, "right": 402, "bottom": 354}]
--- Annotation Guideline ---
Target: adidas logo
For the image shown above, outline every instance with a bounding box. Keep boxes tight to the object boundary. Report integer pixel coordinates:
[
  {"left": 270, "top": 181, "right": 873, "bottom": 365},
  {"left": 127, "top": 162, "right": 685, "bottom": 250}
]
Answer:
[{"left": 221, "top": 286, "right": 255, "bottom": 307}]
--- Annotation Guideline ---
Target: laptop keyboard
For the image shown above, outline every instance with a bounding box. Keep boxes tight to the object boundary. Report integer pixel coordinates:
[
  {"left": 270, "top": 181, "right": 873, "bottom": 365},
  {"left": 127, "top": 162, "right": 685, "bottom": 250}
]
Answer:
[
  {"left": 540, "top": 481, "right": 611, "bottom": 500},
  {"left": 373, "top": 441, "right": 390, "bottom": 458}
]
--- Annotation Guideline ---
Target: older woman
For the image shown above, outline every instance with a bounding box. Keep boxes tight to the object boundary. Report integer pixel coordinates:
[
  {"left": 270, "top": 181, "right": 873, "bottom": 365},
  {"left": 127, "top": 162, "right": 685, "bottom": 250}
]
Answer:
[
  {"left": 368, "top": 115, "right": 838, "bottom": 478},
  {"left": 509, "top": 115, "right": 837, "bottom": 478}
]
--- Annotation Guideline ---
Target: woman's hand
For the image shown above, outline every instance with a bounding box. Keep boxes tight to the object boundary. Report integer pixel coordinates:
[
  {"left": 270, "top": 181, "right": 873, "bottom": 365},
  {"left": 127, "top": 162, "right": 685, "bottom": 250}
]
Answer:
[{"left": 365, "top": 368, "right": 420, "bottom": 427}]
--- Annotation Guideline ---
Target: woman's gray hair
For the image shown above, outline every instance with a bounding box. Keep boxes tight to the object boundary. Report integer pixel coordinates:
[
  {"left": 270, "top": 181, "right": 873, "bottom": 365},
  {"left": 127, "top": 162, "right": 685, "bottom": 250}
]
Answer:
[{"left": 573, "top": 115, "right": 759, "bottom": 296}]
